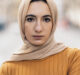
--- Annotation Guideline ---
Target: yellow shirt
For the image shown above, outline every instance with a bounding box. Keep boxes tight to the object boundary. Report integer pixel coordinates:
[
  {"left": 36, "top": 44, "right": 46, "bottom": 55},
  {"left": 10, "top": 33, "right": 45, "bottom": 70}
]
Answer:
[{"left": 0, "top": 47, "right": 80, "bottom": 75}]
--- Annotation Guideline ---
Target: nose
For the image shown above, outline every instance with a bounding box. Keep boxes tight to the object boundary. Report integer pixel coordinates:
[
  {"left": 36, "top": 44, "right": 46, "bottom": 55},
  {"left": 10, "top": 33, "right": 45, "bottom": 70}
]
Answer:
[{"left": 35, "top": 20, "right": 43, "bottom": 33}]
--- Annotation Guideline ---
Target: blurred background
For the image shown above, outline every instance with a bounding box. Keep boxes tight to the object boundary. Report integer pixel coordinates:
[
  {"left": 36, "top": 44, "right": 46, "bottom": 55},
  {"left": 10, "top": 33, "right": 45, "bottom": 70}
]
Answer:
[{"left": 0, "top": 0, "right": 80, "bottom": 65}]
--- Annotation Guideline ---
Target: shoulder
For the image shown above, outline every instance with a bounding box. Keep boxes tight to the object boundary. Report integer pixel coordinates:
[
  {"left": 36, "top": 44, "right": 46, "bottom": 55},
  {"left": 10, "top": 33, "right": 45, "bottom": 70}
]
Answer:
[
  {"left": 65, "top": 47, "right": 80, "bottom": 63},
  {"left": 61, "top": 47, "right": 80, "bottom": 68},
  {"left": 66, "top": 47, "right": 80, "bottom": 75},
  {"left": 0, "top": 62, "right": 8, "bottom": 75},
  {"left": 0, "top": 61, "right": 18, "bottom": 75},
  {"left": 66, "top": 47, "right": 80, "bottom": 61}
]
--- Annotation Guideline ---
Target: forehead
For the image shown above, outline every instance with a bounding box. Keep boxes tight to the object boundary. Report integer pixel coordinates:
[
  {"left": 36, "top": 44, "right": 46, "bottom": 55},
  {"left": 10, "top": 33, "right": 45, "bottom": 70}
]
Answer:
[{"left": 27, "top": 1, "right": 51, "bottom": 16}]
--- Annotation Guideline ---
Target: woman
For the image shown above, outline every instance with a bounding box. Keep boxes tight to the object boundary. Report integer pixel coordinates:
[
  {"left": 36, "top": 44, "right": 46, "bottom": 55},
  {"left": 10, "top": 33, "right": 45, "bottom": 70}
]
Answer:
[{"left": 0, "top": 0, "right": 80, "bottom": 75}]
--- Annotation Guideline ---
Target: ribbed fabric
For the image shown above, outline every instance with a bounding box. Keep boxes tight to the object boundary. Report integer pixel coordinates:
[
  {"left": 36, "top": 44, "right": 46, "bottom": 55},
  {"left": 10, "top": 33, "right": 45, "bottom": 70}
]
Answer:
[{"left": 0, "top": 47, "right": 80, "bottom": 75}]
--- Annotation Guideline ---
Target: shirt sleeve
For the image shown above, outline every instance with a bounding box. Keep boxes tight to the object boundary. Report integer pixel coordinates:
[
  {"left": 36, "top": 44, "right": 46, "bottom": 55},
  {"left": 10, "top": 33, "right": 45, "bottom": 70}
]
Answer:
[{"left": 68, "top": 48, "right": 80, "bottom": 75}]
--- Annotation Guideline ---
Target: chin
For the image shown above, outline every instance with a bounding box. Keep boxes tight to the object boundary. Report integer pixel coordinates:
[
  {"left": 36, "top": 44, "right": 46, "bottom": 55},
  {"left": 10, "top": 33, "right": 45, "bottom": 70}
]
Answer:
[{"left": 31, "top": 41, "right": 45, "bottom": 46}]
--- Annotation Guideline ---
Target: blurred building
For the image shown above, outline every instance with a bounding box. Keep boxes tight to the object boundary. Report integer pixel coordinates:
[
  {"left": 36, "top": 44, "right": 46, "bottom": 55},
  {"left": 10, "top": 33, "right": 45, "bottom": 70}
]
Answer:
[
  {"left": 0, "top": 0, "right": 21, "bottom": 24},
  {"left": 63, "top": 0, "right": 80, "bottom": 27}
]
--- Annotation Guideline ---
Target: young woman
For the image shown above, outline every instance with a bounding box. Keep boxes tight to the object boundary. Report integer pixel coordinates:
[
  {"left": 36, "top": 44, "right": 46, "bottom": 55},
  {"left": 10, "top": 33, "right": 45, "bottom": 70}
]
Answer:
[{"left": 0, "top": 0, "right": 80, "bottom": 75}]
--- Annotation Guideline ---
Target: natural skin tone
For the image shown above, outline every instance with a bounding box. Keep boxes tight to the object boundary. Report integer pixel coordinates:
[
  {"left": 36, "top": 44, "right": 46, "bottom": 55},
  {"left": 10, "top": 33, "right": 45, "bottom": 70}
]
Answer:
[{"left": 24, "top": 1, "right": 53, "bottom": 46}]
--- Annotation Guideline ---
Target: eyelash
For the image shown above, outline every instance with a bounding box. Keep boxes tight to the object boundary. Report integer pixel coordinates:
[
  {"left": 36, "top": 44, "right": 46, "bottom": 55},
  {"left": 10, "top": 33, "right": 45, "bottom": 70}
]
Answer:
[{"left": 25, "top": 18, "right": 51, "bottom": 22}]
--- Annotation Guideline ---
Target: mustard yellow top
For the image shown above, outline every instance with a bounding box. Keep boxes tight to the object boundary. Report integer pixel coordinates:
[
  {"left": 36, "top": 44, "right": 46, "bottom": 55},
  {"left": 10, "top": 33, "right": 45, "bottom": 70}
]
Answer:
[{"left": 0, "top": 47, "right": 80, "bottom": 75}]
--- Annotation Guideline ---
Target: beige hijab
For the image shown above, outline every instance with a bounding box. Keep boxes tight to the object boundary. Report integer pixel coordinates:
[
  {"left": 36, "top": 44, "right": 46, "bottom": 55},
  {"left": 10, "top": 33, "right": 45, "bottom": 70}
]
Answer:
[{"left": 6, "top": 0, "right": 67, "bottom": 61}]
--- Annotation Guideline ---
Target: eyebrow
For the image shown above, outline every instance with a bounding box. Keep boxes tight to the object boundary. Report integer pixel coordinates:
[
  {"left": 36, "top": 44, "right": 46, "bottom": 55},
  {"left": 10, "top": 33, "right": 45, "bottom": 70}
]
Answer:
[{"left": 25, "top": 14, "right": 52, "bottom": 18}]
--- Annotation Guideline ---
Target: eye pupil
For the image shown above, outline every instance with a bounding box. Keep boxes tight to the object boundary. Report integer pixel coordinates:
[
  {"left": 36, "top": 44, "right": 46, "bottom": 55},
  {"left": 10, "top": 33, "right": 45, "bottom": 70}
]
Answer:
[
  {"left": 45, "top": 18, "right": 50, "bottom": 22},
  {"left": 28, "top": 18, "right": 32, "bottom": 22},
  {"left": 26, "top": 18, "right": 34, "bottom": 22}
]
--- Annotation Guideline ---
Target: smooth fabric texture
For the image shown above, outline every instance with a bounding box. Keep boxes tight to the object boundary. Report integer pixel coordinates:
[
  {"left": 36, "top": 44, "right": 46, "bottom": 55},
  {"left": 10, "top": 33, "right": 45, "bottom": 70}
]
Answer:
[
  {"left": 0, "top": 47, "right": 80, "bottom": 75},
  {"left": 6, "top": 0, "right": 67, "bottom": 61}
]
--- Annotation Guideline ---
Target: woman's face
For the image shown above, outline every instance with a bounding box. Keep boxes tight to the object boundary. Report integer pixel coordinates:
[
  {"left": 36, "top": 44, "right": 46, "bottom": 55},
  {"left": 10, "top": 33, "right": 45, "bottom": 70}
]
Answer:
[{"left": 24, "top": 1, "right": 53, "bottom": 46}]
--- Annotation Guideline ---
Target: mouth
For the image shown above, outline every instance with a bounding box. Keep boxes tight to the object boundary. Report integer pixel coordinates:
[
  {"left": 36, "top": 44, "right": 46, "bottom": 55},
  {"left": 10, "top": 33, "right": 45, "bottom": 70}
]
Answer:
[{"left": 32, "top": 35, "right": 44, "bottom": 40}]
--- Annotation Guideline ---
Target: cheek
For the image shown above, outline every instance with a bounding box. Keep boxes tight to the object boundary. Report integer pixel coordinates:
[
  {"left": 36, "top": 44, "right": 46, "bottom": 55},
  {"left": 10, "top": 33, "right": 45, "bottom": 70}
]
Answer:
[
  {"left": 45, "top": 23, "right": 52, "bottom": 35},
  {"left": 25, "top": 24, "right": 32, "bottom": 37}
]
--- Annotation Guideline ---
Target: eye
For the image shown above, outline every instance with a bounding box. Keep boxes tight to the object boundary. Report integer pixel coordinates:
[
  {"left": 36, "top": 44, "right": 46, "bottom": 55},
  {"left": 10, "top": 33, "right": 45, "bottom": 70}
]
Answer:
[
  {"left": 25, "top": 18, "right": 34, "bottom": 22},
  {"left": 44, "top": 18, "right": 51, "bottom": 22}
]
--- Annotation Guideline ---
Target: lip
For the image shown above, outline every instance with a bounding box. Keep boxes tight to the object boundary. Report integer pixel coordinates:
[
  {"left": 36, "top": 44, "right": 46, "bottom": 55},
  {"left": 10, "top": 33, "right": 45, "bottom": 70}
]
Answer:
[{"left": 32, "top": 35, "right": 44, "bottom": 40}]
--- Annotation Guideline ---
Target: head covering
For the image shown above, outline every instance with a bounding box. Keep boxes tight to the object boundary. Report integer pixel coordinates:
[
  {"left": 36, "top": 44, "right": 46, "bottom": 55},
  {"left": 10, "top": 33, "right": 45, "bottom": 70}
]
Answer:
[{"left": 6, "top": 0, "right": 67, "bottom": 61}]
